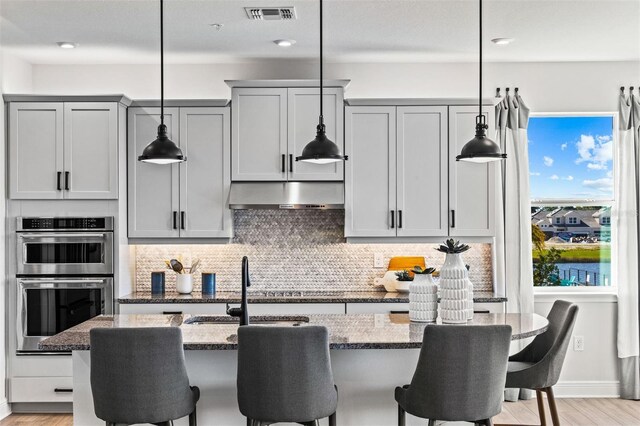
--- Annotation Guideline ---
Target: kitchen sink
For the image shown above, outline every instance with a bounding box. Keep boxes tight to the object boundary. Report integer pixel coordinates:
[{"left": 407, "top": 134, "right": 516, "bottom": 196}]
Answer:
[{"left": 183, "top": 315, "right": 309, "bottom": 326}]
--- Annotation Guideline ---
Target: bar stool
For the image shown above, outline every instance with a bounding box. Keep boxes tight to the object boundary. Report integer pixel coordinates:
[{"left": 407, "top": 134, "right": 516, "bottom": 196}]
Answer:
[
  {"left": 395, "top": 325, "right": 512, "bottom": 426},
  {"left": 90, "top": 327, "right": 199, "bottom": 426},
  {"left": 237, "top": 326, "right": 338, "bottom": 426}
]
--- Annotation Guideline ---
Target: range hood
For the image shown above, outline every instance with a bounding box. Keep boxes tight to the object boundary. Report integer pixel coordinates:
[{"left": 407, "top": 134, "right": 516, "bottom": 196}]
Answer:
[{"left": 229, "top": 182, "right": 344, "bottom": 209}]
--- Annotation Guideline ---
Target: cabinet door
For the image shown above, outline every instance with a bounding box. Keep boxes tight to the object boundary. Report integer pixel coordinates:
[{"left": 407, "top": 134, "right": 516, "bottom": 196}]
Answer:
[
  {"left": 63, "top": 103, "right": 118, "bottom": 199},
  {"left": 448, "top": 105, "right": 496, "bottom": 237},
  {"left": 231, "top": 88, "right": 287, "bottom": 181},
  {"left": 179, "top": 107, "right": 232, "bottom": 238},
  {"left": 396, "top": 106, "right": 448, "bottom": 237},
  {"left": 128, "top": 107, "right": 180, "bottom": 238},
  {"left": 345, "top": 106, "right": 397, "bottom": 237},
  {"left": 9, "top": 103, "right": 64, "bottom": 199},
  {"left": 288, "top": 88, "right": 344, "bottom": 181}
]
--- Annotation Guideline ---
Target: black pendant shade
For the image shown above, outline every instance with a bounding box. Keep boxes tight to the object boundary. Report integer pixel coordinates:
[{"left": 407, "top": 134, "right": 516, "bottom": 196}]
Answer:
[
  {"left": 138, "top": 0, "right": 185, "bottom": 165},
  {"left": 296, "top": 0, "right": 347, "bottom": 164},
  {"left": 456, "top": 0, "right": 506, "bottom": 163}
]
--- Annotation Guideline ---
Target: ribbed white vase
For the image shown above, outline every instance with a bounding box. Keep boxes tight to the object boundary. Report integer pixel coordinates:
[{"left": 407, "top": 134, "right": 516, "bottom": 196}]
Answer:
[
  {"left": 409, "top": 273, "right": 438, "bottom": 322},
  {"left": 439, "top": 253, "right": 469, "bottom": 324},
  {"left": 466, "top": 276, "right": 474, "bottom": 320}
]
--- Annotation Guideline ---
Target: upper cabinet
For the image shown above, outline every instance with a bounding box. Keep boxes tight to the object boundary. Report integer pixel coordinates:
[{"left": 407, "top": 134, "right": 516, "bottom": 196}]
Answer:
[
  {"left": 229, "top": 81, "right": 347, "bottom": 182},
  {"left": 128, "top": 105, "right": 232, "bottom": 239},
  {"left": 7, "top": 98, "right": 125, "bottom": 199},
  {"left": 345, "top": 100, "right": 495, "bottom": 239}
]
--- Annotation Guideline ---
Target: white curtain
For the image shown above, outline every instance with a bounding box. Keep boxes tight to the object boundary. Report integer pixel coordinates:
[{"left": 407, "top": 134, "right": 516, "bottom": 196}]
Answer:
[
  {"left": 495, "top": 92, "right": 535, "bottom": 401},
  {"left": 616, "top": 91, "right": 640, "bottom": 400}
]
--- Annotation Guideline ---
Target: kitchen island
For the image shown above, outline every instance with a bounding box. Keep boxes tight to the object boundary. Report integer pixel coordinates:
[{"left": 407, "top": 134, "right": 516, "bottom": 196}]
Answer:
[{"left": 41, "top": 313, "right": 547, "bottom": 426}]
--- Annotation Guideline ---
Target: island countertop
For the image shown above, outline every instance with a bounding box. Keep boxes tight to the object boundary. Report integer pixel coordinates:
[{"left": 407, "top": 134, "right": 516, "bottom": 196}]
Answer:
[
  {"left": 40, "top": 312, "right": 546, "bottom": 351},
  {"left": 118, "top": 290, "right": 507, "bottom": 304}
]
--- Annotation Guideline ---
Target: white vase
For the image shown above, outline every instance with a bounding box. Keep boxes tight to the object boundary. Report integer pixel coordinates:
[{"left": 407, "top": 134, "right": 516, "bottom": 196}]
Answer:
[
  {"left": 466, "top": 276, "right": 474, "bottom": 320},
  {"left": 409, "top": 273, "right": 438, "bottom": 322},
  {"left": 176, "top": 274, "right": 193, "bottom": 294},
  {"left": 439, "top": 253, "right": 469, "bottom": 324}
]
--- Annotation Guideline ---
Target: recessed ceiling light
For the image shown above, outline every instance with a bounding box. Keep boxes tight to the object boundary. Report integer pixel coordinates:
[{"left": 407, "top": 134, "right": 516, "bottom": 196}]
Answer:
[
  {"left": 209, "top": 23, "right": 224, "bottom": 31},
  {"left": 57, "top": 41, "right": 78, "bottom": 49},
  {"left": 491, "top": 38, "right": 514, "bottom": 46},
  {"left": 274, "top": 39, "right": 296, "bottom": 47}
]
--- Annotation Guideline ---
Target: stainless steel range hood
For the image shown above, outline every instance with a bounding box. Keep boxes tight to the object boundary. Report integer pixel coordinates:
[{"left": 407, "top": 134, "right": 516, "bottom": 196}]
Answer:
[{"left": 229, "top": 182, "right": 344, "bottom": 209}]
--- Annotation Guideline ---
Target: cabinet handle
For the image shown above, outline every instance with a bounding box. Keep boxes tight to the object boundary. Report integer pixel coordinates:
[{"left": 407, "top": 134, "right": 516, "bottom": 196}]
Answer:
[
  {"left": 172, "top": 211, "right": 178, "bottom": 230},
  {"left": 289, "top": 154, "right": 293, "bottom": 173},
  {"left": 56, "top": 172, "right": 62, "bottom": 191},
  {"left": 451, "top": 210, "right": 456, "bottom": 228},
  {"left": 162, "top": 311, "right": 183, "bottom": 315},
  {"left": 398, "top": 210, "right": 403, "bottom": 229},
  {"left": 180, "top": 211, "right": 185, "bottom": 230},
  {"left": 54, "top": 388, "right": 73, "bottom": 393},
  {"left": 281, "top": 154, "right": 286, "bottom": 173},
  {"left": 390, "top": 210, "right": 395, "bottom": 229},
  {"left": 64, "top": 172, "right": 70, "bottom": 191}
]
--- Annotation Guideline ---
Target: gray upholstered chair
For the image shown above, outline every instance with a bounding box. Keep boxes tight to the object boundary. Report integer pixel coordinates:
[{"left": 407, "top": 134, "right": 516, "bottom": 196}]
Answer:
[
  {"left": 395, "top": 325, "right": 513, "bottom": 426},
  {"left": 505, "top": 300, "right": 579, "bottom": 426},
  {"left": 237, "top": 326, "right": 338, "bottom": 426},
  {"left": 90, "top": 327, "right": 199, "bottom": 426}
]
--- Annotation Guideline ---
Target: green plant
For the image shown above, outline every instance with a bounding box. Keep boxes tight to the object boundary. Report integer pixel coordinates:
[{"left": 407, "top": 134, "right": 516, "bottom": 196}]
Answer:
[
  {"left": 533, "top": 247, "right": 561, "bottom": 286},
  {"left": 412, "top": 266, "right": 436, "bottom": 275},
  {"left": 395, "top": 270, "right": 413, "bottom": 281},
  {"left": 436, "top": 239, "right": 470, "bottom": 254},
  {"left": 531, "top": 224, "right": 546, "bottom": 252}
]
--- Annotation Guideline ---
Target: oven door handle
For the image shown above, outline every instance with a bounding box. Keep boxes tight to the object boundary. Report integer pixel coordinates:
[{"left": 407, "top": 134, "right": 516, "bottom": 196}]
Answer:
[
  {"left": 18, "top": 279, "right": 110, "bottom": 287},
  {"left": 18, "top": 233, "right": 108, "bottom": 239}
]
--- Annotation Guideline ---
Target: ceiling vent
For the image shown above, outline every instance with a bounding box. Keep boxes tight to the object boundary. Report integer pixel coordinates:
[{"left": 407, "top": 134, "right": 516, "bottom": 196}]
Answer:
[{"left": 245, "top": 7, "right": 297, "bottom": 20}]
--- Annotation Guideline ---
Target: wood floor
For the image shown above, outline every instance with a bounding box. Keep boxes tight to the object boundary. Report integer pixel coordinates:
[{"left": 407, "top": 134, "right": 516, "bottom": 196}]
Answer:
[{"left": 0, "top": 399, "right": 638, "bottom": 425}]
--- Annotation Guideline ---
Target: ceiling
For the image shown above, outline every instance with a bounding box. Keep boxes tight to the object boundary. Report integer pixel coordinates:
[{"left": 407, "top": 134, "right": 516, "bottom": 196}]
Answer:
[{"left": 1, "top": 0, "right": 639, "bottom": 65}]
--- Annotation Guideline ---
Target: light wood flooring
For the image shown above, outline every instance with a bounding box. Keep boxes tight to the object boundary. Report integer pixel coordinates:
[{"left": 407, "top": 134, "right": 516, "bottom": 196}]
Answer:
[{"left": 0, "top": 398, "right": 638, "bottom": 425}]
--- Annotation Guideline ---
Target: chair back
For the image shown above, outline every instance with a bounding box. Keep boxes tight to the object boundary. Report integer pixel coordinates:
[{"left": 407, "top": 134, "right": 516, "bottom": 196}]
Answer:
[
  {"left": 237, "top": 326, "right": 338, "bottom": 423},
  {"left": 403, "top": 325, "right": 512, "bottom": 421},
  {"left": 90, "top": 327, "right": 196, "bottom": 425}
]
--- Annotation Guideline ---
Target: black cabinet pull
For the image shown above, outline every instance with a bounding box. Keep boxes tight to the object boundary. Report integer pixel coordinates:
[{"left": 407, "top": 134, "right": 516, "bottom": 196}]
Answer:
[
  {"left": 64, "top": 172, "right": 70, "bottom": 191},
  {"left": 451, "top": 210, "right": 456, "bottom": 228},
  {"left": 54, "top": 388, "right": 73, "bottom": 393},
  {"left": 289, "top": 154, "right": 293, "bottom": 173},
  {"left": 162, "top": 311, "right": 183, "bottom": 315},
  {"left": 180, "top": 211, "right": 185, "bottom": 230},
  {"left": 281, "top": 154, "right": 286, "bottom": 173},
  {"left": 398, "top": 210, "right": 403, "bottom": 229},
  {"left": 390, "top": 210, "right": 395, "bottom": 229},
  {"left": 56, "top": 172, "right": 62, "bottom": 191},
  {"left": 172, "top": 211, "right": 178, "bottom": 230}
]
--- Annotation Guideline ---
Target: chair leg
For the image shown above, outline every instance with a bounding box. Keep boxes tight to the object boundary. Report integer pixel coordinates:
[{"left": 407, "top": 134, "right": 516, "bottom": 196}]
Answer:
[
  {"left": 545, "top": 387, "right": 561, "bottom": 426},
  {"left": 484, "top": 419, "right": 494, "bottom": 426},
  {"left": 398, "top": 405, "right": 406, "bottom": 426},
  {"left": 428, "top": 420, "right": 436, "bottom": 426},
  {"left": 329, "top": 411, "right": 337, "bottom": 426},
  {"left": 189, "top": 405, "right": 197, "bottom": 426},
  {"left": 536, "top": 389, "right": 547, "bottom": 426}
]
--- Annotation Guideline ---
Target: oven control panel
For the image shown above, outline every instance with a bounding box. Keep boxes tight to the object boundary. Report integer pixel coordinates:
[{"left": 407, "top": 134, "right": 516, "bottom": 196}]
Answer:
[{"left": 17, "top": 217, "right": 113, "bottom": 231}]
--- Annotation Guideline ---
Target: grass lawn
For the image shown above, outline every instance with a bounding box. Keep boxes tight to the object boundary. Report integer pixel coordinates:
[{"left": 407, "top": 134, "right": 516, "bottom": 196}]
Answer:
[{"left": 532, "top": 244, "right": 611, "bottom": 263}]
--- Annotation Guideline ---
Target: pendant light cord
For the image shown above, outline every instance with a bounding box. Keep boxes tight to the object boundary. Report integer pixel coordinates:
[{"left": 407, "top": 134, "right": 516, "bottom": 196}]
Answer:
[
  {"left": 478, "top": 0, "right": 482, "bottom": 120},
  {"left": 319, "top": 0, "right": 324, "bottom": 127},
  {"left": 160, "top": 0, "right": 165, "bottom": 126}
]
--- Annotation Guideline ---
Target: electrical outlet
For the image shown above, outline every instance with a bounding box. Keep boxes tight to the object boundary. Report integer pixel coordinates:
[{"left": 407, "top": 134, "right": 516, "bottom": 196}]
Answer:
[
  {"left": 374, "top": 253, "right": 385, "bottom": 268},
  {"left": 574, "top": 335, "right": 584, "bottom": 351}
]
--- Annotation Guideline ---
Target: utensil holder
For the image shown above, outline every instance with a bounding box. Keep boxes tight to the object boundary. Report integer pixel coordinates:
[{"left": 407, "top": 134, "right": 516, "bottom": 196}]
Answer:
[{"left": 176, "top": 274, "right": 193, "bottom": 294}]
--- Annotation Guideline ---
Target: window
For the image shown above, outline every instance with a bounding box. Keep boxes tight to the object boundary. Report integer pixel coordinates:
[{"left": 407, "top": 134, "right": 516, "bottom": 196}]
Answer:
[{"left": 529, "top": 115, "right": 615, "bottom": 287}]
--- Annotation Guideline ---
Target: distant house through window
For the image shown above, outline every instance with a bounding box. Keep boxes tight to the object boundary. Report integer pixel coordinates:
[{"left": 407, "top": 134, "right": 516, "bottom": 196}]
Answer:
[{"left": 529, "top": 115, "right": 615, "bottom": 287}]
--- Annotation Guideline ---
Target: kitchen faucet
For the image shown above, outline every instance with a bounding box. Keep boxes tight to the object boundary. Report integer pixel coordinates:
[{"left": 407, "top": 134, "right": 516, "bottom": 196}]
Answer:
[{"left": 227, "top": 256, "right": 250, "bottom": 325}]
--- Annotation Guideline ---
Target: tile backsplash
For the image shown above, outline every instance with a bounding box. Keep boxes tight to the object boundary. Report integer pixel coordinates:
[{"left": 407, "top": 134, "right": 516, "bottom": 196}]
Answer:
[{"left": 134, "top": 210, "right": 494, "bottom": 293}]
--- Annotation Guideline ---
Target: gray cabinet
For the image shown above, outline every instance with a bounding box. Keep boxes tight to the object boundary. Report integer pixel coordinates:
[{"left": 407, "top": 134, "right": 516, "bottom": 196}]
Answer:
[
  {"left": 8, "top": 102, "right": 119, "bottom": 199},
  {"left": 345, "top": 105, "right": 448, "bottom": 238},
  {"left": 128, "top": 106, "right": 232, "bottom": 239},
  {"left": 231, "top": 85, "right": 344, "bottom": 182},
  {"left": 448, "top": 106, "right": 496, "bottom": 237}
]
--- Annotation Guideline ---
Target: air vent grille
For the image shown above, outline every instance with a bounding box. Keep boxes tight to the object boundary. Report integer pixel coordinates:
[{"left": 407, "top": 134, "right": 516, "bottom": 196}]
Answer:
[{"left": 245, "top": 7, "right": 297, "bottom": 20}]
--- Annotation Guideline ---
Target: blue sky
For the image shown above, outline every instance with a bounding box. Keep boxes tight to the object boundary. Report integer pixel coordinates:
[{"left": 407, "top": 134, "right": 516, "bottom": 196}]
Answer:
[{"left": 528, "top": 116, "right": 614, "bottom": 200}]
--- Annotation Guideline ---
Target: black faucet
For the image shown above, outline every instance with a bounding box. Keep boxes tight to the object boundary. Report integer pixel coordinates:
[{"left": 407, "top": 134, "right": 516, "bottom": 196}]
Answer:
[{"left": 227, "top": 256, "right": 251, "bottom": 325}]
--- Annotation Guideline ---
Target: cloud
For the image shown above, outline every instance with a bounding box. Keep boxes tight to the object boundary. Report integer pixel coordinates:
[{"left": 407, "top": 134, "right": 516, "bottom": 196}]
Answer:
[
  {"left": 530, "top": 172, "right": 541, "bottom": 176},
  {"left": 575, "top": 134, "right": 613, "bottom": 171},
  {"left": 587, "top": 163, "right": 607, "bottom": 170},
  {"left": 575, "top": 135, "right": 595, "bottom": 163},
  {"left": 561, "top": 143, "right": 568, "bottom": 151},
  {"left": 543, "top": 156, "right": 554, "bottom": 167},
  {"left": 607, "top": 170, "right": 613, "bottom": 178},
  {"left": 550, "top": 174, "right": 560, "bottom": 180},
  {"left": 562, "top": 175, "right": 574, "bottom": 181},
  {"left": 582, "top": 178, "right": 613, "bottom": 192}
]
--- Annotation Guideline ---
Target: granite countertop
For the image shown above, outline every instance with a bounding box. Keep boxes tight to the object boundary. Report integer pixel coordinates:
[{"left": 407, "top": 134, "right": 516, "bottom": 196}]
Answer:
[
  {"left": 118, "top": 290, "right": 506, "bottom": 304},
  {"left": 39, "top": 312, "right": 546, "bottom": 351}
]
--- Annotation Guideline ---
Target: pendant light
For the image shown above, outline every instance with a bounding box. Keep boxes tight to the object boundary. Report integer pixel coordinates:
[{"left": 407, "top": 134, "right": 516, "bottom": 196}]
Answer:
[
  {"left": 456, "top": 0, "right": 506, "bottom": 163},
  {"left": 296, "top": 0, "right": 348, "bottom": 164},
  {"left": 138, "top": 0, "right": 185, "bottom": 164}
]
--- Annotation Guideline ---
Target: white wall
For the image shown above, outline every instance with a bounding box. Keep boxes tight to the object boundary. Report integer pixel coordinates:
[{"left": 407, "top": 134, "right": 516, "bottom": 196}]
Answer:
[{"left": 23, "top": 59, "right": 638, "bottom": 397}]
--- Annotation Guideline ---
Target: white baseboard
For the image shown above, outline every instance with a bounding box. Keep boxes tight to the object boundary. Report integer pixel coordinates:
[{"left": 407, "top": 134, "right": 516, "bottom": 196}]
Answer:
[
  {"left": 552, "top": 380, "right": 620, "bottom": 398},
  {"left": 0, "top": 398, "right": 11, "bottom": 420}
]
